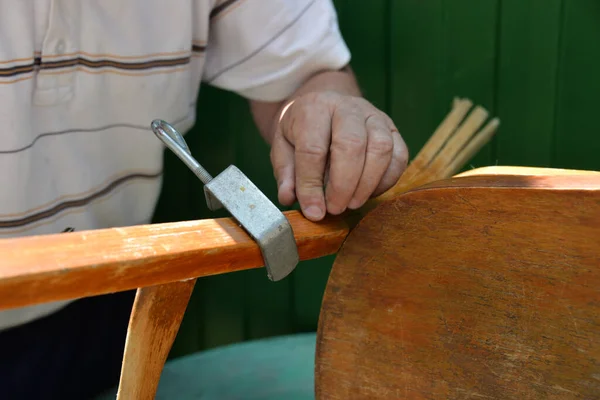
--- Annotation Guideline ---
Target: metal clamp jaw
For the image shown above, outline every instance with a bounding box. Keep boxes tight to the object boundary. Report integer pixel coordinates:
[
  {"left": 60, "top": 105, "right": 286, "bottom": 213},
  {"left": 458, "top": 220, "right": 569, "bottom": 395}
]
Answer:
[{"left": 151, "top": 120, "right": 299, "bottom": 282}]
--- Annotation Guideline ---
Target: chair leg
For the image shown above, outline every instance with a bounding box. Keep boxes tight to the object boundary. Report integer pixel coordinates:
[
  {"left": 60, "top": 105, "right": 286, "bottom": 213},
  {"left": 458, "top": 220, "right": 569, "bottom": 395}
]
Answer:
[{"left": 116, "top": 279, "right": 196, "bottom": 400}]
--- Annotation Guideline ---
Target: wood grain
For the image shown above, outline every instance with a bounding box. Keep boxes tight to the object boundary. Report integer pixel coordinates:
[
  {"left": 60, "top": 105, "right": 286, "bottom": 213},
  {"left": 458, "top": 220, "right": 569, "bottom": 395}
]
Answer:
[
  {"left": 116, "top": 280, "right": 196, "bottom": 400},
  {"left": 315, "top": 174, "right": 600, "bottom": 399},
  {"left": 0, "top": 168, "right": 597, "bottom": 311},
  {"left": 0, "top": 212, "right": 349, "bottom": 311}
]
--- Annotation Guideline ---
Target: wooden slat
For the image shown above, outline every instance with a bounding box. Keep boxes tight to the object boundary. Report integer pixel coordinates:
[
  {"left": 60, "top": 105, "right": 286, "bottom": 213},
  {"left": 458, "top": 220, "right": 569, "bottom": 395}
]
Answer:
[
  {"left": 553, "top": 0, "right": 600, "bottom": 171},
  {"left": 0, "top": 211, "right": 350, "bottom": 311},
  {"left": 495, "top": 0, "right": 562, "bottom": 168},
  {"left": 116, "top": 280, "right": 197, "bottom": 400},
  {"left": 389, "top": 0, "right": 498, "bottom": 169}
]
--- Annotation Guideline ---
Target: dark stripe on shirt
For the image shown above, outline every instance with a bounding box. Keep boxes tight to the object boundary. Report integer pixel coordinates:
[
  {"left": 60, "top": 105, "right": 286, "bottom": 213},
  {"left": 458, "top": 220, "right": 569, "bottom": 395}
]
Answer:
[
  {"left": 0, "top": 63, "right": 36, "bottom": 78},
  {"left": 0, "top": 45, "right": 205, "bottom": 79},
  {"left": 210, "top": 0, "right": 241, "bottom": 19},
  {"left": 0, "top": 112, "right": 192, "bottom": 155},
  {"left": 0, "top": 171, "right": 163, "bottom": 228},
  {"left": 39, "top": 56, "right": 190, "bottom": 71}
]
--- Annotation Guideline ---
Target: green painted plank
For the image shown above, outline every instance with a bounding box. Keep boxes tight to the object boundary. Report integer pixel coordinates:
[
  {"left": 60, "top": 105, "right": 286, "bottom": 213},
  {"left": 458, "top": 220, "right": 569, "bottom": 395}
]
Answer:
[
  {"left": 291, "top": 255, "right": 336, "bottom": 333},
  {"left": 337, "top": 0, "right": 389, "bottom": 111},
  {"left": 389, "top": 0, "right": 445, "bottom": 155},
  {"left": 495, "top": 0, "right": 562, "bottom": 167},
  {"left": 389, "top": 0, "right": 498, "bottom": 168},
  {"left": 441, "top": 0, "right": 499, "bottom": 168},
  {"left": 292, "top": 0, "right": 390, "bottom": 332},
  {"left": 168, "top": 288, "right": 204, "bottom": 358},
  {"left": 553, "top": 0, "right": 600, "bottom": 171},
  {"left": 198, "top": 273, "right": 247, "bottom": 350}
]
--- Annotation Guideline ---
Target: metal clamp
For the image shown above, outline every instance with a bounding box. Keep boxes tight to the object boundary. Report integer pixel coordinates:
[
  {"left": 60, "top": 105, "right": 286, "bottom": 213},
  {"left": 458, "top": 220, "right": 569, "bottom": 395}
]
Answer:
[{"left": 150, "top": 120, "right": 300, "bottom": 282}]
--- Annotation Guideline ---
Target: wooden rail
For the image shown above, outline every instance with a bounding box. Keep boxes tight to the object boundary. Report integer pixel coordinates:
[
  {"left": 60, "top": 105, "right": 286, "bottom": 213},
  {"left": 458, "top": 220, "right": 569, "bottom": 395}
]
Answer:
[
  {"left": 2, "top": 170, "right": 599, "bottom": 312},
  {"left": 0, "top": 210, "right": 350, "bottom": 311}
]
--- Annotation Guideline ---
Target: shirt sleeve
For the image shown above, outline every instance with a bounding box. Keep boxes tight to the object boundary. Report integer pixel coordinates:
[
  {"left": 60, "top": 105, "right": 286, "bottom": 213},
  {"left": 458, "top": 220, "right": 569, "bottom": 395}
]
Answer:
[{"left": 202, "top": 0, "right": 351, "bottom": 102}]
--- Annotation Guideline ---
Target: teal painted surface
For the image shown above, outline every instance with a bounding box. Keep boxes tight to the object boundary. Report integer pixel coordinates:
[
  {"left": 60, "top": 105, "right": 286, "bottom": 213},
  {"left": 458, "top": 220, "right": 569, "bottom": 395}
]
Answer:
[
  {"left": 153, "top": 0, "right": 600, "bottom": 358},
  {"left": 97, "top": 333, "right": 317, "bottom": 400}
]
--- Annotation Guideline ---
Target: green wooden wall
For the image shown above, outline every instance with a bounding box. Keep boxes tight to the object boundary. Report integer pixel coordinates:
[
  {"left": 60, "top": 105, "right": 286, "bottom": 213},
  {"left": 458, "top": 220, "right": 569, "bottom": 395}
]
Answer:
[{"left": 155, "top": 0, "right": 600, "bottom": 358}]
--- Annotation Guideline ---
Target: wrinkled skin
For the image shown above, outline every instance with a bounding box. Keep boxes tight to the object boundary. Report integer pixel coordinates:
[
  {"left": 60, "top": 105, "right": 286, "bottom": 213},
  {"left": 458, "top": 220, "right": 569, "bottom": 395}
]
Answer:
[{"left": 270, "top": 91, "right": 409, "bottom": 221}]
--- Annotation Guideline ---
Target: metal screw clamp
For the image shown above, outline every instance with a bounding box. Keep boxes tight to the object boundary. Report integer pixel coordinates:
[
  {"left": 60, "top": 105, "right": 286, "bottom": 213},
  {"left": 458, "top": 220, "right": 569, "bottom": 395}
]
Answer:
[{"left": 150, "top": 120, "right": 300, "bottom": 282}]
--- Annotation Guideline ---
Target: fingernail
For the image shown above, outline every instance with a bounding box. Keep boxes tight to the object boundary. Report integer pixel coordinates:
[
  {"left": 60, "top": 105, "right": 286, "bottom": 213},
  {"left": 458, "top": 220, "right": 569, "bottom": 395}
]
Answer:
[
  {"left": 304, "top": 205, "right": 324, "bottom": 220},
  {"left": 326, "top": 204, "right": 346, "bottom": 215},
  {"left": 348, "top": 197, "right": 362, "bottom": 209}
]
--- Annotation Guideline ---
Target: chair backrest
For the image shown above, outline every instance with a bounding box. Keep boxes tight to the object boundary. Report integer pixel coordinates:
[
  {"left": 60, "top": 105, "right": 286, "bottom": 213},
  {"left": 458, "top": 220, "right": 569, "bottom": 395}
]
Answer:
[{"left": 315, "top": 170, "right": 600, "bottom": 399}]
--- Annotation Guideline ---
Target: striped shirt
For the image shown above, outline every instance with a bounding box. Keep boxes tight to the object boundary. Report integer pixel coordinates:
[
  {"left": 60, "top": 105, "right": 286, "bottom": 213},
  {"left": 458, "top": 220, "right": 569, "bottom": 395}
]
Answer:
[{"left": 0, "top": 0, "right": 351, "bottom": 330}]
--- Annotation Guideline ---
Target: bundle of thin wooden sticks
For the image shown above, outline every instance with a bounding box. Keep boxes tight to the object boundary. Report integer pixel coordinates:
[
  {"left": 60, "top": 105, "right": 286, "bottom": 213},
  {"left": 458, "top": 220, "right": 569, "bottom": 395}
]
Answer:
[{"left": 365, "top": 97, "right": 500, "bottom": 211}]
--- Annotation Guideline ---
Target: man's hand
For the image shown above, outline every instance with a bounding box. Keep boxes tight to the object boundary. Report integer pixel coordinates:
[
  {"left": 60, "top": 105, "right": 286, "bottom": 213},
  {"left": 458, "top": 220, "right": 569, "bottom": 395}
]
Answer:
[
  {"left": 250, "top": 66, "right": 408, "bottom": 222},
  {"left": 271, "top": 91, "right": 408, "bottom": 221}
]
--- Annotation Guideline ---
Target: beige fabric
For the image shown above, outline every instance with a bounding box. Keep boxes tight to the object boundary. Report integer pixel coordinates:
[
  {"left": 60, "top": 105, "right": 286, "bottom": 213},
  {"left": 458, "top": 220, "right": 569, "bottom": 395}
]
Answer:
[{"left": 0, "top": 0, "right": 350, "bottom": 330}]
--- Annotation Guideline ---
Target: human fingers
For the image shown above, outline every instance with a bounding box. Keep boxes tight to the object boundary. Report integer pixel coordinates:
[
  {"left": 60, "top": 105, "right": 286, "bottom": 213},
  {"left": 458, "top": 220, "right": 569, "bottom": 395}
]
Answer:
[
  {"left": 372, "top": 129, "right": 409, "bottom": 197},
  {"left": 324, "top": 100, "right": 368, "bottom": 214},
  {"left": 270, "top": 131, "right": 296, "bottom": 206},
  {"left": 280, "top": 97, "right": 333, "bottom": 221},
  {"left": 347, "top": 113, "right": 394, "bottom": 209}
]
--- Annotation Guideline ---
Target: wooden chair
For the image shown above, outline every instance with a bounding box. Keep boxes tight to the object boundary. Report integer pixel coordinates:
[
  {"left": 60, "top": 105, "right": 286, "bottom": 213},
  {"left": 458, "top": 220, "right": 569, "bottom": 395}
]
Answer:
[
  {"left": 2, "top": 99, "right": 599, "bottom": 398},
  {"left": 1, "top": 166, "right": 598, "bottom": 399}
]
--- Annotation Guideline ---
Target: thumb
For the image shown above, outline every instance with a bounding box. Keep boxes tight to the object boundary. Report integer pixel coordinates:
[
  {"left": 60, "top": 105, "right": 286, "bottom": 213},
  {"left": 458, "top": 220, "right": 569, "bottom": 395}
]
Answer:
[{"left": 270, "top": 133, "right": 296, "bottom": 206}]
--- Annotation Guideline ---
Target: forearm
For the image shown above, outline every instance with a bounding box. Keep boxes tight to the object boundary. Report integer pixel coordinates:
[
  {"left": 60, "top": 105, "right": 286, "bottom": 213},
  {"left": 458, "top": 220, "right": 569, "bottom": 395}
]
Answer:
[{"left": 249, "top": 66, "right": 362, "bottom": 145}]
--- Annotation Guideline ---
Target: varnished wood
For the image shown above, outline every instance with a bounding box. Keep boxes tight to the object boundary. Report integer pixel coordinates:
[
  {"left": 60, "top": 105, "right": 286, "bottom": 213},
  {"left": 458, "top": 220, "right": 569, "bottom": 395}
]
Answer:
[
  {"left": 456, "top": 165, "right": 600, "bottom": 177},
  {"left": 0, "top": 211, "right": 349, "bottom": 310},
  {"left": 315, "top": 173, "right": 600, "bottom": 399},
  {"left": 116, "top": 280, "right": 196, "bottom": 400}
]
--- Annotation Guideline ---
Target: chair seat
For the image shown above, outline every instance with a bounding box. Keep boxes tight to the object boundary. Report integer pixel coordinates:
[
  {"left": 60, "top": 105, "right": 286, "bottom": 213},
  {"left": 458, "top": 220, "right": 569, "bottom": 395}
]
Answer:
[{"left": 97, "top": 332, "right": 317, "bottom": 400}]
